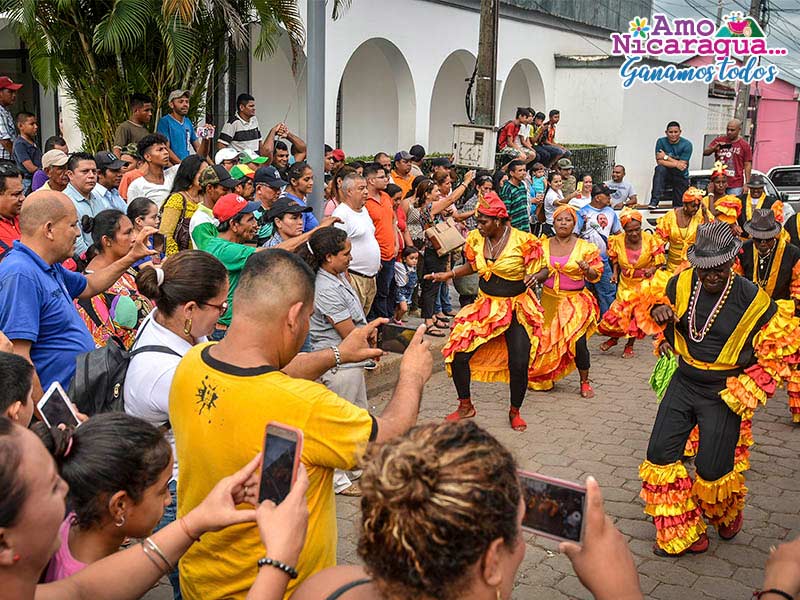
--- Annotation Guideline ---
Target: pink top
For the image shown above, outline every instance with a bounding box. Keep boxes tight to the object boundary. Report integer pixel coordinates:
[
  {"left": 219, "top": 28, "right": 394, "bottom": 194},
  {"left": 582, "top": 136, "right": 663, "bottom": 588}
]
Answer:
[
  {"left": 626, "top": 247, "right": 642, "bottom": 264},
  {"left": 544, "top": 253, "right": 585, "bottom": 291},
  {"left": 324, "top": 198, "right": 338, "bottom": 217},
  {"left": 44, "top": 514, "right": 87, "bottom": 582}
]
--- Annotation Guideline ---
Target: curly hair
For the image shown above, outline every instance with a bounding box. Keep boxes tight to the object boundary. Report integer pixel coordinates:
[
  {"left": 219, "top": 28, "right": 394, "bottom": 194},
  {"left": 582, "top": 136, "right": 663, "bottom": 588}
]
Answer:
[{"left": 357, "top": 421, "right": 521, "bottom": 600}]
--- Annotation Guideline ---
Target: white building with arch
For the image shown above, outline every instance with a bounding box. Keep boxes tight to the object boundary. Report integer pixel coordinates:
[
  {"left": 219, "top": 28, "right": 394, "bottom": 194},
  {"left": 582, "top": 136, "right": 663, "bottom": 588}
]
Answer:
[{"left": 243, "top": 0, "right": 708, "bottom": 197}]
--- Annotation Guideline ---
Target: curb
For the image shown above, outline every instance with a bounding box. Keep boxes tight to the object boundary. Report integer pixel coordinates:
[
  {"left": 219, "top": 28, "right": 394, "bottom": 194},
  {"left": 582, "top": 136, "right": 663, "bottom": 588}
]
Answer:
[{"left": 365, "top": 335, "right": 448, "bottom": 397}]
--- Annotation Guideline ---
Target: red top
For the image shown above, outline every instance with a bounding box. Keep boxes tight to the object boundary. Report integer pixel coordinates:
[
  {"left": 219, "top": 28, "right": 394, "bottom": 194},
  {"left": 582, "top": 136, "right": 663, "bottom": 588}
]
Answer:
[
  {"left": 712, "top": 136, "right": 752, "bottom": 189},
  {"left": 0, "top": 215, "right": 20, "bottom": 250},
  {"left": 498, "top": 121, "right": 520, "bottom": 150},
  {"left": 365, "top": 191, "right": 396, "bottom": 261},
  {"left": 395, "top": 204, "right": 407, "bottom": 255}
]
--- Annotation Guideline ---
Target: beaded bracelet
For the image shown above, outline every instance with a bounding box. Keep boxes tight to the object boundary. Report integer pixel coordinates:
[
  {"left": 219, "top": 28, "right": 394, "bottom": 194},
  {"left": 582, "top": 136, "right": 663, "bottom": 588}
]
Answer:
[
  {"left": 754, "top": 589, "right": 793, "bottom": 600},
  {"left": 257, "top": 557, "right": 298, "bottom": 579}
]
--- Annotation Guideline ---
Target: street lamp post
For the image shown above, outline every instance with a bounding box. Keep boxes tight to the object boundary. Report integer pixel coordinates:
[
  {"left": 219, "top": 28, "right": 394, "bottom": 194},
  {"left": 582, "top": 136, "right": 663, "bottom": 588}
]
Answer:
[{"left": 306, "top": 0, "right": 326, "bottom": 219}]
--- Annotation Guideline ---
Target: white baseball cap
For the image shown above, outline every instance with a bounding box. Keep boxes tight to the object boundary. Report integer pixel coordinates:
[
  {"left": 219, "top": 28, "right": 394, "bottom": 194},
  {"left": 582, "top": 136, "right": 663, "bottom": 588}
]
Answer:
[{"left": 215, "top": 147, "right": 240, "bottom": 164}]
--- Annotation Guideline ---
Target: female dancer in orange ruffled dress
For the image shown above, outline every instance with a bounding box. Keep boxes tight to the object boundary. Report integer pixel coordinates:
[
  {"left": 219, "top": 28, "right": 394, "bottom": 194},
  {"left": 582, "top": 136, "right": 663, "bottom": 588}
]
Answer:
[
  {"left": 598, "top": 208, "right": 666, "bottom": 358},
  {"left": 428, "top": 192, "right": 549, "bottom": 431},
  {"left": 528, "top": 205, "right": 603, "bottom": 398}
]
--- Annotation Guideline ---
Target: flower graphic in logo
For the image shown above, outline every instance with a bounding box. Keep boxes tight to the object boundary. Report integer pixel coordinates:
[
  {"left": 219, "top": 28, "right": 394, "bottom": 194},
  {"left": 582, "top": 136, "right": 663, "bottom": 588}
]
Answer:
[{"left": 629, "top": 17, "right": 650, "bottom": 39}]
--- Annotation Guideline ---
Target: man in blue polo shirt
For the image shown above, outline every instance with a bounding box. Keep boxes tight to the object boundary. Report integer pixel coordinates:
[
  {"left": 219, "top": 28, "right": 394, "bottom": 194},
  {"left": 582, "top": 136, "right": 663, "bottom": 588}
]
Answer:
[
  {"left": 157, "top": 89, "right": 211, "bottom": 164},
  {"left": 0, "top": 190, "right": 156, "bottom": 397}
]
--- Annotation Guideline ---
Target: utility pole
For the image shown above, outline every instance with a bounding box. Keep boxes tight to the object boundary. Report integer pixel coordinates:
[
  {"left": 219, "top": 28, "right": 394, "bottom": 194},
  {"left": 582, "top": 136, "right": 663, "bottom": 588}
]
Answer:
[
  {"left": 733, "top": 0, "right": 762, "bottom": 139},
  {"left": 306, "top": 0, "right": 326, "bottom": 220},
  {"left": 474, "top": 0, "right": 499, "bottom": 126},
  {"left": 715, "top": 0, "right": 724, "bottom": 26}
]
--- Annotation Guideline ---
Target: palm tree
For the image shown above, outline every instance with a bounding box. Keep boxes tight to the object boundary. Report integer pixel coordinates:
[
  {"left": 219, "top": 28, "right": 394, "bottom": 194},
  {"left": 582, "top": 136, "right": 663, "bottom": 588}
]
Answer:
[{"left": 0, "top": 0, "right": 349, "bottom": 151}]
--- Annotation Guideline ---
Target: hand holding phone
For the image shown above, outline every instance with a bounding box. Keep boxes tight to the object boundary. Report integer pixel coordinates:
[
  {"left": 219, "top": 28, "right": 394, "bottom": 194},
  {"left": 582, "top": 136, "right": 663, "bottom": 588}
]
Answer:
[
  {"left": 518, "top": 470, "right": 586, "bottom": 543},
  {"left": 558, "top": 476, "right": 640, "bottom": 599},
  {"left": 258, "top": 422, "right": 304, "bottom": 504},
  {"left": 378, "top": 323, "right": 417, "bottom": 353},
  {"left": 37, "top": 382, "right": 81, "bottom": 428}
]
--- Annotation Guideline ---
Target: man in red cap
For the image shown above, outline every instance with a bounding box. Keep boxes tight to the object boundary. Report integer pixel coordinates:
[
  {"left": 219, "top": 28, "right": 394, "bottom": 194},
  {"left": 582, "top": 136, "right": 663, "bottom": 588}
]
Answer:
[
  {"left": 0, "top": 77, "right": 22, "bottom": 161},
  {"left": 203, "top": 193, "right": 261, "bottom": 340}
]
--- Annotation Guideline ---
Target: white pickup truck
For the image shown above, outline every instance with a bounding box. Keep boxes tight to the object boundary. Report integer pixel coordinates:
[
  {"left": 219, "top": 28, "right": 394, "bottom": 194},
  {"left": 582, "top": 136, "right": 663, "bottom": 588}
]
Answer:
[{"left": 638, "top": 169, "right": 791, "bottom": 232}]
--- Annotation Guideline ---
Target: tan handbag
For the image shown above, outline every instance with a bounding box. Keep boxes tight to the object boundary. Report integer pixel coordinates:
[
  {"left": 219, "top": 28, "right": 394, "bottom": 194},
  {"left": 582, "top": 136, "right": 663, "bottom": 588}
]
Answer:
[{"left": 425, "top": 217, "right": 465, "bottom": 257}]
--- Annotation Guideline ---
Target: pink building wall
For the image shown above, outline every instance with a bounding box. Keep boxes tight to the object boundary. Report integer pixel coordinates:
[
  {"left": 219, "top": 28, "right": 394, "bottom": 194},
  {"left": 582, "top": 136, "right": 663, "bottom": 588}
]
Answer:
[
  {"left": 685, "top": 56, "right": 800, "bottom": 170},
  {"left": 752, "top": 77, "right": 800, "bottom": 170}
]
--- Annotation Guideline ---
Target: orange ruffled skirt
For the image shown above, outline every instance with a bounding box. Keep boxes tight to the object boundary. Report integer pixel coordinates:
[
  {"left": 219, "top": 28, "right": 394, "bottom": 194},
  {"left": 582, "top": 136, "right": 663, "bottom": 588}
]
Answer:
[
  {"left": 528, "top": 286, "right": 599, "bottom": 388},
  {"left": 443, "top": 289, "right": 544, "bottom": 384}
]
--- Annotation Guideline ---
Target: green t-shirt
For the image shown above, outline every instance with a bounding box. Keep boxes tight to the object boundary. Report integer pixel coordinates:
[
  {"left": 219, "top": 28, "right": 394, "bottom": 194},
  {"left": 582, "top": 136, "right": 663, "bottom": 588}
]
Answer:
[{"left": 202, "top": 236, "right": 256, "bottom": 325}]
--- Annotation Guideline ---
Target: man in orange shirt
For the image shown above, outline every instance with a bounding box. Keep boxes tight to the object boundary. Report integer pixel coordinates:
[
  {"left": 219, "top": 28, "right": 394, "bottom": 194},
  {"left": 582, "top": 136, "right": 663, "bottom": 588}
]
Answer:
[
  {"left": 364, "top": 163, "right": 399, "bottom": 318},
  {"left": 390, "top": 150, "right": 414, "bottom": 200},
  {"left": 118, "top": 143, "right": 145, "bottom": 201}
]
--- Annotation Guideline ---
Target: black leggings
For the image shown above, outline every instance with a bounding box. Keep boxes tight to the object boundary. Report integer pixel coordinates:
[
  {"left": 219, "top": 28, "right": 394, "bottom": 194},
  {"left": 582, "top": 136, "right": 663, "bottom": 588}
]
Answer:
[
  {"left": 451, "top": 315, "right": 531, "bottom": 408},
  {"left": 421, "top": 250, "right": 447, "bottom": 320},
  {"left": 575, "top": 335, "right": 590, "bottom": 371}
]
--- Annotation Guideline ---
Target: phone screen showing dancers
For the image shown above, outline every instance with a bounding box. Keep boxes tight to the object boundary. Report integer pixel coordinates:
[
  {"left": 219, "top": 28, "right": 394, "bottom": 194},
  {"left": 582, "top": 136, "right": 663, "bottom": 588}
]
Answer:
[{"left": 518, "top": 470, "right": 586, "bottom": 543}]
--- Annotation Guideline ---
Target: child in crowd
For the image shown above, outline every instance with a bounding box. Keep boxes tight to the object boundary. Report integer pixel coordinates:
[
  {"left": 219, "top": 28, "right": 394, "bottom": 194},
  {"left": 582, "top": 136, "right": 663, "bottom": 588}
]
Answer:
[
  {"left": 13, "top": 112, "right": 42, "bottom": 195},
  {"left": 528, "top": 162, "right": 547, "bottom": 224},
  {"left": 34, "top": 413, "right": 173, "bottom": 583},
  {"left": 0, "top": 350, "right": 34, "bottom": 427},
  {"left": 393, "top": 246, "right": 420, "bottom": 324}
]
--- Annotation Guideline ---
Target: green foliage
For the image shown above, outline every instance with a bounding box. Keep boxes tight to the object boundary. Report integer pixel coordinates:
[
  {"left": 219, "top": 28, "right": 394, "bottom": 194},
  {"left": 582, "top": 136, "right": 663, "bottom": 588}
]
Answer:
[{"left": 0, "top": 0, "right": 346, "bottom": 151}]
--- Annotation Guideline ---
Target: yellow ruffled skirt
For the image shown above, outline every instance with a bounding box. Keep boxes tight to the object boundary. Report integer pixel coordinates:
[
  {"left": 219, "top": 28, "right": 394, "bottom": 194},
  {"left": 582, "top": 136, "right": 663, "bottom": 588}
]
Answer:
[
  {"left": 443, "top": 289, "right": 544, "bottom": 384},
  {"left": 528, "top": 286, "right": 599, "bottom": 388}
]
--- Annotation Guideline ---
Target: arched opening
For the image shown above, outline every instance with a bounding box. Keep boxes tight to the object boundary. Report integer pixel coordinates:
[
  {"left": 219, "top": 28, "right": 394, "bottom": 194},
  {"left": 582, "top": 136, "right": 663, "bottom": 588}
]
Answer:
[
  {"left": 249, "top": 29, "right": 307, "bottom": 140},
  {"left": 337, "top": 38, "right": 416, "bottom": 156},
  {"left": 498, "top": 59, "right": 546, "bottom": 125},
  {"left": 428, "top": 50, "right": 476, "bottom": 153}
]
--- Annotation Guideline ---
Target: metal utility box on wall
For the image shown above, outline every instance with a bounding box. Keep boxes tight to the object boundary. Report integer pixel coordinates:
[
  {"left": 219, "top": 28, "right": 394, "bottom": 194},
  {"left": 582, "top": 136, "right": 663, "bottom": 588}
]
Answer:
[{"left": 452, "top": 124, "right": 496, "bottom": 169}]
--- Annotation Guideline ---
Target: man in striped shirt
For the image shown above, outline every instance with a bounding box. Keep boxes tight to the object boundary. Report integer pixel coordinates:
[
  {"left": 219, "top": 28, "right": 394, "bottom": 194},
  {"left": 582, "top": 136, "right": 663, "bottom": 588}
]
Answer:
[
  {"left": 499, "top": 160, "right": 531, "bottom": 232},
  {"left": 218, "top": 93, "right": 270, "bottom": 156}
]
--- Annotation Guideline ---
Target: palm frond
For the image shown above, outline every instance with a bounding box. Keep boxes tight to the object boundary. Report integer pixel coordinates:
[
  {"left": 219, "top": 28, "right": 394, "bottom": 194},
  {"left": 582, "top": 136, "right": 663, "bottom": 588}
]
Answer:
[
  {"left": 163, "top": 0, "right": 198, "bottom": 25},
  {"left": 331, "top": 0, "right": 351, "bottom": 20},
  {"left": 250, "top": 0, "right": 304, "bottom": 59},
  {"left": 93, "top": 0, "right": 155, "bottom": 54}
]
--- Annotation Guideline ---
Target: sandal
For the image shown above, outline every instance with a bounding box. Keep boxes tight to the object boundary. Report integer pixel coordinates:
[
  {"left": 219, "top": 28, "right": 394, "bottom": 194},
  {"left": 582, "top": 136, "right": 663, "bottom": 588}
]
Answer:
[
  {"left": 599, "top": 338, "right": 618, "bottom": 352},
  {"left": 580, "top": 381, "right": 595, "bottom": 399},
  {"left": 337, "top": 482, "right": 362, "bottom": 497},
  {"left": 434, "top": 318, "right": 451, "bottom": 329},
  {"left": 444, "top": 310, "right": 458, "bottom": 317},
  {"left": 509, "top": 407, "right": 527, "bottom": 432},
  {"left": 425, "top": 327, "right": 447, "bottom": 338},
  {"left": 446, "top": 398, "right": 476, "bottom": 421},
  {"left": 622, "top": 346, "right": 635, "bottom": 359}
]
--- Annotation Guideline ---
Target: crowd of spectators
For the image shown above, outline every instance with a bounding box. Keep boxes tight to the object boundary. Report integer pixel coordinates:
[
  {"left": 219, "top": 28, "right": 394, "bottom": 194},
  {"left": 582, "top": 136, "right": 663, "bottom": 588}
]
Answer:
[{"left": 0, "top": 76, "right": 795, "bottom": 600}]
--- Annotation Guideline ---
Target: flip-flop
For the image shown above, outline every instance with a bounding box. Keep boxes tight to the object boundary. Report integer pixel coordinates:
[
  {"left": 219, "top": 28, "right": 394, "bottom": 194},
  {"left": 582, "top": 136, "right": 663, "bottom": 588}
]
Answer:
[
  {"left": 337, "top": 482, "right": 362, "bottom": 497},
  {"left": 425, "top": 327, "right": 447, "bottom": 337}
]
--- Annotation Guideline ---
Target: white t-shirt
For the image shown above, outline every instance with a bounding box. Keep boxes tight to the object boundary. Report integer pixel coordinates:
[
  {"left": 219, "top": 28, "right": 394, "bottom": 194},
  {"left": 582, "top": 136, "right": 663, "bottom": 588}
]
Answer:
[
  {"left": 517, "top": 123, "right": 532, "bottom": 143},
  {"left": 569, "top": 195, "right": 592, "bottom": 210},
  {"left": 332, "top": 203, "right": 381, "bottom": 277},
  {"left": 126, "top": 165, "right": 179, "bottom": 209},
  {"left": 124, "top": 311, "right": 207, "bottom": 482},
  {"left": 544, "top": 188, "right": 563, "bottom": 224},
  {"left": 605, "top": 180, "right": 636, "bottom": 206}
]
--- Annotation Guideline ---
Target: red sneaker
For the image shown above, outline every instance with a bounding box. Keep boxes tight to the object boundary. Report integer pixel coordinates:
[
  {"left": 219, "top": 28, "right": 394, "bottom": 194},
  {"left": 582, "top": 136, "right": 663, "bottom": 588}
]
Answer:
[
  {"left": 445, "top": 399, "right": 476, "bottom": 422},
  {"left": 652, "top": 532, "right": 709, "bottom": 557},
  {"left": 509, "top": 407, "right": 527, "bottom": 432},
  {"left": 718, "top": 511, "right": 743, "bottom": 540},
  {"left": 580, "top": 381, "right": 595, "bottom": 398}
]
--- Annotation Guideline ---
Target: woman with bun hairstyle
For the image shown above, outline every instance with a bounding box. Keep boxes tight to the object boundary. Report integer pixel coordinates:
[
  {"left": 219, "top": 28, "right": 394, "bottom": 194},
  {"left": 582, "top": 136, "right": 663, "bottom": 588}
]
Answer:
[
  {"left": 125, "top": 250, "right": 229, "bottom": 596},
  {"left": 32, "top": 413, "right": 172, "bottom": 582},
  {"left": 75, "top": 209, "right": 153, "bottom": 349},
  {"left": 291, "top": 420, "right": 643, "bottom": 600},
  {"left": 0, "top": 415, "right": 308, "bottom": 600}
]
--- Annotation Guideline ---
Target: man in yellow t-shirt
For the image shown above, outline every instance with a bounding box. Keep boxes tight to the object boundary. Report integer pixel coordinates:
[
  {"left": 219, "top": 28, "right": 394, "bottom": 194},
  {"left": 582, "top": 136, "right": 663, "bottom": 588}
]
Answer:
[{"left": 170, "top": 249, "right": 432, "bottom": 599}]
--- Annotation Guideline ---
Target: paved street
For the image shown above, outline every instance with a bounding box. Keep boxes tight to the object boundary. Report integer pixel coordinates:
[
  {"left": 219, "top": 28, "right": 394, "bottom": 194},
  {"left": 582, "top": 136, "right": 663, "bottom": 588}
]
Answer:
[
  {"left": 339, "top": 336, "right": 800, "bottom": 600},
  {"left": 146, "top": 334, "right": 800, "bottom": 599}
]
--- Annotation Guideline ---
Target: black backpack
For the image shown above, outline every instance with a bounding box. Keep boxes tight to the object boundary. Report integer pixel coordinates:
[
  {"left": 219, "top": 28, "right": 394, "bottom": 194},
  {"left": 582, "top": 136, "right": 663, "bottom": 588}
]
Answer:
[{"left": 69, "top": 319, "right": 180, "bottom": 416}]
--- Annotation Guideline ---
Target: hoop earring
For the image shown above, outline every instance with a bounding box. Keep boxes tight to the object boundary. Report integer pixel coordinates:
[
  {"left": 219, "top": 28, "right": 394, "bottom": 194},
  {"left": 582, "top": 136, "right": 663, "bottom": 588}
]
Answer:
[
  {"left": 115, "top": 516, "right": 126, "bottom": 528},
  {"left": 183, "top": 318, "right": 192, "bottom": 336},
  {"left": 496, "top": 588, "right": 502, "bottom": 600}
]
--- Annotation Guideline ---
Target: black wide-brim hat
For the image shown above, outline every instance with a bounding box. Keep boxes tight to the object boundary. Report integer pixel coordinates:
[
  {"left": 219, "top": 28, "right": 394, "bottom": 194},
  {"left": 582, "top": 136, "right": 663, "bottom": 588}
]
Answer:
[
  {"left": 743, "top": 208, "right": 782, "bottom": 240},
  {"left": 687, "top": 221, "right": 742, "bottom": 269}
]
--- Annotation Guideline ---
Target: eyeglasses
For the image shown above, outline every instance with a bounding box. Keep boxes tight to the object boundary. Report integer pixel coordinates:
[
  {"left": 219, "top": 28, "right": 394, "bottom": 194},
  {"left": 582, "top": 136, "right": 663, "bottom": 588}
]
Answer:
[{"left": 201, "top": 300, "right": 228, "bottom": 314}]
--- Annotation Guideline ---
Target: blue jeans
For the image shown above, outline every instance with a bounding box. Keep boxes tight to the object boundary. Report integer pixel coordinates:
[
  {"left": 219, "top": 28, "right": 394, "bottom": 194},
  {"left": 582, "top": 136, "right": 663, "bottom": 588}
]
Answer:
[
  {"left": 588, "top": 256, "right": 617, "bottom": 317},
  {"left": 153, "top": 479, "right": 182, "bottom": 599},
  {"left": 651, "top": 165, "right": 690, "bottom": 207},
  {"left": 435, "top": 281, "right": 453, "bottom": 314}
]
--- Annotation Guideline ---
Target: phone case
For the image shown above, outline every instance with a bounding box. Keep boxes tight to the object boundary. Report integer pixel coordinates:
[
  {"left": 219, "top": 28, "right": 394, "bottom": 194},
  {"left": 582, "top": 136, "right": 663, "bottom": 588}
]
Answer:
[
  {"left": 36, "top": 381, "right": 81, "bottom": 428},
  {"left": 517, "top": 469, "right": 587, "bottom": 544},
  {"left": 261, "top": 421, "right": 304, "bottom": 499}
]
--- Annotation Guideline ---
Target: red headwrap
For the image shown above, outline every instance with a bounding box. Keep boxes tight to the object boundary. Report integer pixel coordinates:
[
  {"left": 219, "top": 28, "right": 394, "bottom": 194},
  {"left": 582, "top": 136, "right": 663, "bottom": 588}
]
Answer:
[{"left": 476, "top": 191, "right": 509, "bottom": 219}]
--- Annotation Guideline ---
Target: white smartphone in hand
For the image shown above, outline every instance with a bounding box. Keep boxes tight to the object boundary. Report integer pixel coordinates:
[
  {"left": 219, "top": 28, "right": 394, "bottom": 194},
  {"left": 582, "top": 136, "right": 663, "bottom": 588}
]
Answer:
[{"left": 37, "top": 381, "right": 81, "bottom": 428}]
